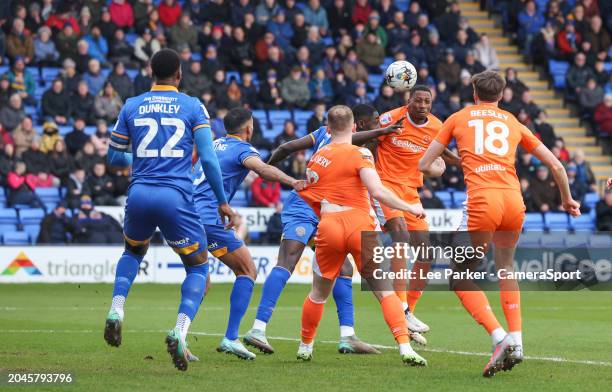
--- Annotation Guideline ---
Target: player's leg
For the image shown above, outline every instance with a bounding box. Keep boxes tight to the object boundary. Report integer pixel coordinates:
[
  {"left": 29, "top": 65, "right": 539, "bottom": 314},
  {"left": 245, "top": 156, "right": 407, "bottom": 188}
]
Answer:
[
  {"left": 158, "top": 189, "right": 209, "bottom": 371},
  {"left": 215, "top": 243, "right": 258, "bottom": 360},
  {"left": 351, "top": 219, "right": 427, "bottom": 366},
  {"left": 334, "top": 259, "right": 380, "bottom": 354},
  {"left": 104, "top": 185, "right": 155, "bottom": 347}
]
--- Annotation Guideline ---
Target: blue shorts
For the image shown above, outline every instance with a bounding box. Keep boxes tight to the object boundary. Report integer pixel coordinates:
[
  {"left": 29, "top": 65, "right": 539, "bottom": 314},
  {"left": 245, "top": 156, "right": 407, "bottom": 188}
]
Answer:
[
  {"left": 203, "top": 221, "right": 244, "bottom": 258},
  {"left": 123, "top": 184, "right": 206, "bottom": 256},
  {"left": 281, "top": 191, "right": 319, "bottom": 245}
]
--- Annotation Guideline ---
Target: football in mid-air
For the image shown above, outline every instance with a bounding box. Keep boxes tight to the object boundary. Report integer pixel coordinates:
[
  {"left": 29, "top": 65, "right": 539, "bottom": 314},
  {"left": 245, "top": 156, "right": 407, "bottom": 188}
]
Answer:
[{"left": 385, "top": 60, "right": 418, "bottom": 92}]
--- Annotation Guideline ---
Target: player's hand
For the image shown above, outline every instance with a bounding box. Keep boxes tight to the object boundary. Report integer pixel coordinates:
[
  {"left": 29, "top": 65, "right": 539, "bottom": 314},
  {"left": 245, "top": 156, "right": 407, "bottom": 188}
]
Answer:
[
  {"left": 562, "top": 199, "right": 581, "bottom": 217},
  {"left": 381, "top": 123, "right": 402, "bottom": 135},
  {"left": 607, "top": 177, "right": 612, "bottom": 189},
  {"left": 218, "top": 203, "right": 241, "bottom": 229},
  {"left": 406, "top": 203, "right": 426, "bottom": 219},
  {"left": 292, "top": 179, "right": 308, "bottom": 191}
]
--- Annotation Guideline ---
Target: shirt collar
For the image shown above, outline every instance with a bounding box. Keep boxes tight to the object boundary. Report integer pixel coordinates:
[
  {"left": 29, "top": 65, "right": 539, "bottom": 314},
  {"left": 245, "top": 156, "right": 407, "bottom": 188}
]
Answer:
[{"left": 150, "top": 85, "right": 178, "bottom": 92}]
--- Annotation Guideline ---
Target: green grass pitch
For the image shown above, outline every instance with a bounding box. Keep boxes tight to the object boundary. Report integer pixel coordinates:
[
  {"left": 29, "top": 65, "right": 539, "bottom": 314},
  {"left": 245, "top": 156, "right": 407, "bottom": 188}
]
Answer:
[{"left": 1, "top": 283, "right": 611, "bottom": 391}]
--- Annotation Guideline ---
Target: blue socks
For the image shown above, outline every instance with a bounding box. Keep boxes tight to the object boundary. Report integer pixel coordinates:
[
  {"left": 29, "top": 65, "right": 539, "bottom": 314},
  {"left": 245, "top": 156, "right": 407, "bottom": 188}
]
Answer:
[
  {"left": 178, "top": 263, "right": 209, "bottom": 321},
  {"left": 112, "top": 251, "right": 143, "bottom": 298},
  {"left": 333, "top": 276, "right": 354, "bottom": 329},
  {"left": 255, "top": 266, "right": 291, "bottom": 325},
  {"left": 225, "top": 276, "right": 255, "bottom": 340}
]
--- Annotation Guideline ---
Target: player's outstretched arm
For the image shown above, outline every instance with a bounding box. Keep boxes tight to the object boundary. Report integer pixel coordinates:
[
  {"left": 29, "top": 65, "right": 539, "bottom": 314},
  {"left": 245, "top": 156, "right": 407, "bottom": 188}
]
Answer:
[
  {"left": 531, "top": 144, "right": 581, "bottom": 217},
  {"left": 360, "top": 167, "right": 425, "bottom": 218},
  {"left": 243, "top": 156, "right": 307, "bottom": 191},
  {"left": 351, "top": 124, "right": 401, "bottom": 146},
  {"left": 442, "top": 148, "right": 461, "bottom": 166},
  {"left": 267, "top": 134, "right": 315, "bottom": 166},
  {"left": 106, "top": 149, "right": 133, "bottom": 168},
  {"left": 418, "top": 140, "right": 447, "bottom": 178}
]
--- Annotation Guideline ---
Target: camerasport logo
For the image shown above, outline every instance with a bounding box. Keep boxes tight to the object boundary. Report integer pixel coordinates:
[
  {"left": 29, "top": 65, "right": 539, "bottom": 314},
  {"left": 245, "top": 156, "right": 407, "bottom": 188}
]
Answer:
[{"left": 1, "top": 251, "right": 42, "bottom": 276}]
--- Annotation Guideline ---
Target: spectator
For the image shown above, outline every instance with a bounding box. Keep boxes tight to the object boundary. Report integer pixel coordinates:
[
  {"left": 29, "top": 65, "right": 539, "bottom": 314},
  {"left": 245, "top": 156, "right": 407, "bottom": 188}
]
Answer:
[
  {"left": 37, "top": 202, "right": 73, "bottom": 244},
  {"left": 517, "top": 0, "right": 545, "bottom": 55},
  {"left": 108, "top": 29, "right": 134, "bottom": 66},
  {"left": 255, "top": 0, "right": 280, "bottom": 26},
  {"left": 158, "top": 0, "right": 182, "bottom": 28},
  {"left": 583, "top": 16, "right": 610, "bottom": 56},
  {"left": 59, "top": 58, "right": 81, "bottom": 94},
  {"left": 303, "top": 0, "right": 329, "bottom": 36},
  {"left": 109, "top": 0, "right": 134, "bottom": 29},
  {"left": 556, "top": 21, "right": 581, "bottom": 60},
  {"left": 83, "top": 25, "right": 109, "bottom": 64},
  {"left": 331, "top": 70, "right": 354, "bottom": 104},
  {"left": 259, "top": 69, "right": 284, "bottom": 109},
  {"left": 6, "top": 18, "right": 34, "bottom": 63},
  {"left": 436, "top": 49, "right": 461, "bottom": 91},
  {"left": 6, "top": 57, "right": 36, "bottom": 106},
  {"left": 274, "top": 120, "right": 299, "bottom": 146},
  {"left": 240, "top": 73, "right": 258, "bottom": 109},
  {"left": 424, "top": 31, "right": 446, "bottom": 72},
  {"left": 78, "top": 6, "right": 94, "bottom": 36},
  {"left": 0, "top": 75, "right": 13, "bottom": 108},
  {"left": 342, "top": 49, "right": 368, "bottom": 83},
  {"left": 72, "top": 39, "right": 94, "bottom": 75},
  {"left": 463, "top": 51, "right": 485, "bottom": 76},
  {"left": 290, "top": 12, "right": 308, "bottom": 49},
  {"left": 520, "top": 178, "right": 537, "bottom": 212},
  {"left": 554, "top": 138, "right": 571, "bottom": 163},
  {"left": 0, "top": 122, "right": 13, "bottom": 148},
  {"left": 65, "top": 118, "right": 91, "bottom": 156},
  {"left": 267, "top": 10, "right": 293, "bottom": 54},
  {"left": 374, "top": 84, "right": 401, "bottom": 114},
  {"left": 7, "top": 161, "right": 44, "bottom": 208},
  {"left": 71, "top": 81, "right": 96, "bottom": 125},
  {"left": 225, "top": 78, "right": 243, "bottom": 108},
  {"left": 280, "top": 66, "right": 310, "bottom": 108},
  {"left": 39, "top": 121, "right": 62, "bottom": 154},
  {"left": 458, "top": 70, "right": 474, "bottom": 104},
  {"left": 107, "top": 61, "right": 134, "bottom": 101},
  {"left": 134, "top": 28, "right": 160, "bottom": 66},
  {"left": 251, "top": 175, "right": 281, "bottom": 207},
  {"left": 134, "top": 63, "right": 153, "bottom": 95},
  {"left": 593, "top": 61, "right": 609, "bottom": 87},
  {"left": 304, "top": 103, "right": 325, "bottom": 133},
  {"left": 206, "top": 0, "right": 231, "bottom": 25},
  {"left": 170, "top": 12, "right": 199, "bottom": 53},
  {"left": 228, "top": 27, "right": 254, "bottom": 73},
  {"left": 98, "top": 8, "right": 117, "bottom": 42},
  {"left": 399, "top": 30, "right": 426, "bottom": 68},
  {"left": 72, "top": 196, "right": 123, "bottom": 243},
  {"left": 420, "top": 187, "right": 445, "bottom": 209},
  {"left": 305, "top": 27, "right": 325, "bottom": 65},
  {"left": 55, "top": 24, "right": 79, "bottom": 61},
  {"left": 95, "top": 81, "right": 123, "bottom": 123},
  {"left": 327, "top": 0, "right": 352, "bottom": 38},
  {"left": 356, "top": 31, "right": 385, "bottom": 73},
  {"left": 41, "top": 79, "right": 71, "bottom": 125},
  {"left": 347, "top": 80, "right": 371, "bottom": 107},
  {"left": 26, "top": 3, "right": 44, "bottom": 33},
  {"left": 566, "top": 163, "right": 589, "bottom": 212},
  {"left": 231, "top": 0, "right": 254, "bottom": 26},
  {"left": 499, "top": 87, "right": 521, "bottom": 116},
  {"left": 309, "top": 68, "right": 333, "bottom": 104},
  {"left": 405, "top": 1, "right": 423, "bottom": 28},
  {"left": 48, "top": 139, "right": 73, "bottom": 185},
  {"left": 596, "top": 189, "right": 612, "bottom": 231},
  {"left": 202, "top": 45, "right": 223, "bottom": 79},
  {"left": 22, "top": 139, "right": 48, "bottom": 174},
  {"left": 517, "top": 152, "right": 538, "bottom": 179},
  {"left": 566, "top": 52, "right": 595, "bottom": 97},
  {"left": 0, "top": 94, "right": 26, "bottom": 132},
  {"left": 265, "top": 203, "right": 283, "bottom": 244},
  {"left": 594, "top": 93, "right": 612, "bottom": 135},
  {"left": 66, "top": 168, "right": 87, "bottom": 209},
  {"left": 11, "top": 116, "right": 35, "bottom": 157},
  {"left": 46, "top": 4, "right": 80, "bottom": 34},
  {"left": 352, "top": 0, "right": 372, "bottom": 26},
  {"left": 181, "top": 60, "right": 210, "bottom": 98},
  {"left": 505, "top": 67, "right": 529, "bottom": 97},
  {"left": 452, "top": 29, "right": 472, "bottom": 64},
  {"left": 85, "top": 162, "right": 117, "bottom": 206},
  {"left": 0, "top": 144, "right": 15, "bottom": 187},
  {"left": 90, "top": 120, "right": 110, "bottom": 156},
  {"left": 435, "top": 0, "right": 462, "bottom": 43},
  {"left": 578, "top": 78, "right": 604, "bottom": 117},
  {"left": 534, "top": 111, "right": 557, "bottom": 149},
  {"left": 473, "top": 33, "right": 499, "bottom": 69},
  {"left": 572, "top": 149, "right": 596, "bottom": 191},
  {"left": 34, "top": 26, "right": 60, "bottom": 71},
  {"left": 529, "top": 165, "right": 561, "bottom": 213},
  {"left": 83, "top": 59, "right": 105, "bottom": 96},
  {"left": 519, "top": 90, "right": 542, "bottom": 121}
]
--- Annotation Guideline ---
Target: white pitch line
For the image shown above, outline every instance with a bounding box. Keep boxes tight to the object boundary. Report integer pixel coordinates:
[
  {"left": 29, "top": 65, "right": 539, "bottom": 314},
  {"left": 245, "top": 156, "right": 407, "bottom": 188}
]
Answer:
[{"left": 2, "top": 329, "right": 611, "bottom": 367}]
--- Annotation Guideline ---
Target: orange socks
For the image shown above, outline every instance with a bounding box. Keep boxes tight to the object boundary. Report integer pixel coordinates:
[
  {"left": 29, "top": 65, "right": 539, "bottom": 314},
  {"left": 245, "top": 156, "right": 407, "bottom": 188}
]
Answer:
[
  {"left": 500, "top": 290, "right": 521, "bottom": 332},
  {"left": 301, "top": 295, "right": 325, "bottom": 344},
  {"left": 406, "top": 260, "right": 430, "bottom": 311},
  {"left": 455, "top": 290, "right": 502, "bottom": 334},
  {"left": 380, "top": 294, "right": 410, "bottom": 344}
]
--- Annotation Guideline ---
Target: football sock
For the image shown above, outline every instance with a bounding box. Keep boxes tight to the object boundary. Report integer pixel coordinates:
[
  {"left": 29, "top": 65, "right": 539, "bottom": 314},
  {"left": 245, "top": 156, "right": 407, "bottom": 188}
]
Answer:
[
  {"left": 225, "top": 276, "right": 254, "bottom": 340},
  {"left": 491, "top": 327, "right": 507, "bottom": 345},
  {"left": 455, "top": 290, "right": 502, "bottom": 334},
  {"left": 500, "top": 290, "right": 522, "bottom": 334},
  {"left": 301, "top": 295, "right": 325, "bottom": 344},
  {"left": 254, "top": 267, "right": 291, "bottom": 328},
  {"left": 380, "top": 294, "right": 410, "bottom": 344},
  {"left": 407, "top": 260, "right": 430, "bottom": 311},
  {"left": 510, "top": 331, "right": 523, "bottom": 347},
  {"left": 332, "top": 276, "right": 354, "bottom": 335},
  {"left": 177, "top": 263, "right": 209, "bottom": 334},
  {"left": 110, "top": 251, "right": 143, "bottom": 317}
]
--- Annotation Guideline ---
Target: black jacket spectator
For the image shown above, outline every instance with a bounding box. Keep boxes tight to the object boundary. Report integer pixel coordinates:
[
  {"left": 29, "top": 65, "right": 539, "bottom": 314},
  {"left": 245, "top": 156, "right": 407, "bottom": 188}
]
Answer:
[
  {"left": 66, "top": 168, "right": 87, "bottom": 209},
  {"left": 595, "top": 191, "right": 612, "bottom": 231},
  {"left": 22, "top": 141, "right": 48, "bottom": 174},
  {"left": 84, "top": 162, "right": 116, "bottom": 205},
  {"left": 134, "top": 66, "right": 153, "bottom": 95},
  {"left": 71, "top": 82, "right": 96, "bottom": 125},
  {"left": 41, "top": 79, "right": 72, "bottom": 123},
  {"left": 65, "top": 120, "right": 91, "bottom": 155},
  {"left": 72, "top": 198, "right": 123, "bottom": 243},
  {"left": 48, "top": 140, "right": 73, "bottom": 185},
  {"left": 421, "top": 188, "right": 445, "bottom": 209},
  {"left": 107, "top": 62, "right": 134, "bottom": 101},
  {"left": 37, "top": 204, "right": 73, "bottom": 243}
]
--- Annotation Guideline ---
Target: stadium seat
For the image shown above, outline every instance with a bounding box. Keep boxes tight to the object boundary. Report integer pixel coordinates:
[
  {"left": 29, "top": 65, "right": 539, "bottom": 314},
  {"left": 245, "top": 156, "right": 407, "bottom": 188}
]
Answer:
[
  {"left": 0, "top": 224, "right": 17, "bottom": 233},
  {"left": 584, "top": 192, "right": 599, "bottom": 211},
  {"left": 35, "top": 188, "right": 61, "bottom": 204},
  {"left": 19, "top": 208, "right": 45, "bottom": 225},
  {"left": 226, "top": 71, "right": 241, "bottom": 83},
  {"left": 368, "top": 74, "right": 384, "bottom": 89},
  {"left": 3, "top": 231, "right": 30, "bottom": 245},
  {"left": 0, "top": 208, "right": 18, "bottom": 225},
  {"left": 0, "top": 190, "right": 6, "bottom": 207},
  {"left": 24, "top": 225, "right": 41, "bottom": 242},
  {"left": 548, "top": 60, "right": 569, "bottom": 89},
  {"left": 523, "top": 213, "right": 544, "bottom": 231},
  {"left": 434, "top": 191, "right": 452, "bottom": 208},
  {"left": 452, "top": 191, "right": 467, "bottom": 208},
  {"left": 544, "top": 212, "right": 569, "bottom": 231},
  {"left": 232, "top": 191, "right": 248, "bottom": 207},
  {"left": 569, "top": 215, "right": 595, "bottom": 232}
]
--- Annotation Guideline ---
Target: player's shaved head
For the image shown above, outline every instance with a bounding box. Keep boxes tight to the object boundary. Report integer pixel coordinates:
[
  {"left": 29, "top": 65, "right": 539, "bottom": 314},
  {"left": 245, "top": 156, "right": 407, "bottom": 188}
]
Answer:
[
  {"left": 472, "top": 70, "right": 505, "bottom": 103},
  {"left": 151, "top": 48, "right": 181, "bottom": 81},
  {"left": 224, "top": 107, "right": 253, "bottom": 135},
  {"left": 327, "top": 105, "right": 354, "bottom": 135}
]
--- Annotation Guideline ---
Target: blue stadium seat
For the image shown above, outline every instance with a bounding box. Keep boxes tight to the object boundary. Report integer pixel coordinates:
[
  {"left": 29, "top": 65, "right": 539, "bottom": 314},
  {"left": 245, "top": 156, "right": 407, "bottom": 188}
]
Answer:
[
  {"left": 58, "top": 126, "right": 72, "bottom": 136},
  {"left": 604, "top": 62, "right": 612, "bottom": 73},
  {"left": 452, "top": 191, "right": 467, "bottom": 208},
  {"left": 19, "top": 208, "right": 45, "bottom": 225},
  {"left": 0, "top": 208, "right": 18, "bottom": 225},
  {"left": 368, "top": 74, "right": 384, "bottom": 89},
  {"left": 548, "top": 60, "right": 570, "bottom": 89},
  {"left": 523, "top": 213, "right": 544, "bottom": 231},
  {"left": 24, "top": 225, "right": 41, "bottom": 242},
  {"left": 569, "top": 215, "right": 595, "bottom": 232},
  {"left": 125, "top": 69, "right": 138, "bottom": 80},
  {"left": 434, "top": 191, "right": 452, "bottom": 208},
  {"left": 0, "top": 190, "right": 6, "bottom": 207},
  {"left": 584, "top": 192, "right": 599, "bottom": 210},
  {"left": 3, "top": 231, "right": 30, "bottom": 245},
  {"left": 226, "top": 71, "right": 241, "bottom": 83},
  {"left": 35, "top": 188, "right": 61, "bottom": 204},
  {"left": 544, "top": 212, "right": 569, "bottom": 231},
  {"left": 0, "top": 224, "right": 17, "bottom": 233},
  {"left": 232, "top": 191, "right": 248, "bottom": 207}
]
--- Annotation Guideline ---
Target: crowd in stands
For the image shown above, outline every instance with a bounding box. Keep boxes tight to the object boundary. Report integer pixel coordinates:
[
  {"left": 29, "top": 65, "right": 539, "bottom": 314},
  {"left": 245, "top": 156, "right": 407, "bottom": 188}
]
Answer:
[{"left": 0, "top": 0, "right": 609, "bottom": 245}]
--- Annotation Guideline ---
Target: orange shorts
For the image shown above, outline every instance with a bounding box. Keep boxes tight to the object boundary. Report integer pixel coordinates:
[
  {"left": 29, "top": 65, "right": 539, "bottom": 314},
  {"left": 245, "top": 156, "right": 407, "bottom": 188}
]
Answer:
[
  {"left": 461, "top": 189, "right": 525, "bottom": 248},
  {"left": 313, "top": 209, "right": 377, "bottom": 280},
  {"left": 373, "top": 180, "right": 429, "bottom": 231}
]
